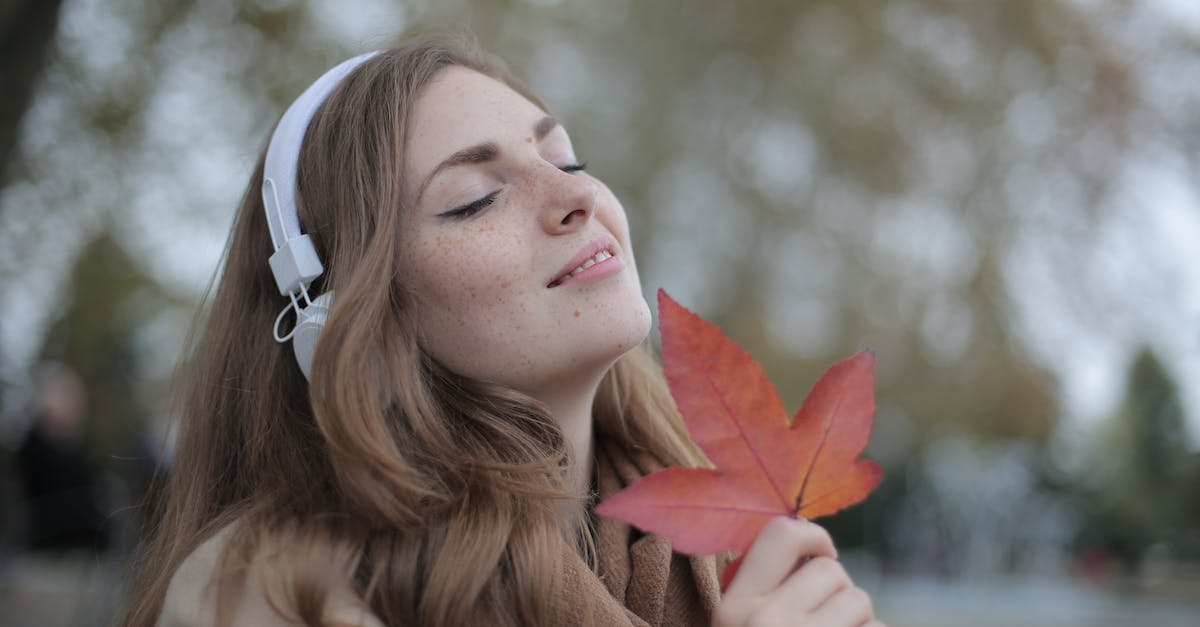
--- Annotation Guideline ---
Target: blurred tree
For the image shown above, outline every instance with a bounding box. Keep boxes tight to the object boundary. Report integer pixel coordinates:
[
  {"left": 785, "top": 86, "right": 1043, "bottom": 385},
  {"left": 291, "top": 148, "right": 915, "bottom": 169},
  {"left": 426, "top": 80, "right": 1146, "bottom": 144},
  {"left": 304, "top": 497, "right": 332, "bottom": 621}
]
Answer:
[
  {"left": 0, "top": 0, "right": 65, "bottom": 182},
  {"left": 35, "top": 226, "right": 179, "bottom": 469},
  {"left": 1126, "top": 351, "right": 1189, "bottom": 488},
  {"left": 1083, "top": 348, "right": 1196, "bottom": 568},
  {"left": 562, "top": 0, "right": 1070, "bottom": 444}
]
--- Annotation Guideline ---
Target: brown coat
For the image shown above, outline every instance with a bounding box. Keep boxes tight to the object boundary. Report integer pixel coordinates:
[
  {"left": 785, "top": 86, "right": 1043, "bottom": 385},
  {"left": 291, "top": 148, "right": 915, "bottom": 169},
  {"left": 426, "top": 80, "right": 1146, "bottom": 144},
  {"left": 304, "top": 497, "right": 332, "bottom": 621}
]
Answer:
[{"left": 555, "top": 436, "right": 721, "bottom": 625}]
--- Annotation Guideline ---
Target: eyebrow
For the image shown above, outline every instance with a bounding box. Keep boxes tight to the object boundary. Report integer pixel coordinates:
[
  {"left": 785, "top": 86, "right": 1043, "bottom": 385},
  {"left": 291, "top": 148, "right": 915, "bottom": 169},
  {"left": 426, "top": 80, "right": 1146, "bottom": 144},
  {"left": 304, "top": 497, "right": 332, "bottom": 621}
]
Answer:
[
  {"left": 533, "top": 115, "right": 559, "bottom": 141},
  {"left": 415, "top": 115, "right": 560, "bottom": 202}
]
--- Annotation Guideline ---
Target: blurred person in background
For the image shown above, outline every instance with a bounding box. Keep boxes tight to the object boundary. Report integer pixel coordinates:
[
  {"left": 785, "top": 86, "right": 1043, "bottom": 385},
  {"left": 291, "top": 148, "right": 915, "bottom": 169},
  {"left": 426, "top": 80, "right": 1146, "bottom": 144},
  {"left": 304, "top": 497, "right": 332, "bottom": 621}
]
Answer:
[
  {"left": 123, "top": 34, "right": 883, "bottom": 627},
  {"left": 15, "top": 363, "right": 109, "bottom": 553},
  {"left": 2, "top": 363, "right": 115, "bottom": 627}
]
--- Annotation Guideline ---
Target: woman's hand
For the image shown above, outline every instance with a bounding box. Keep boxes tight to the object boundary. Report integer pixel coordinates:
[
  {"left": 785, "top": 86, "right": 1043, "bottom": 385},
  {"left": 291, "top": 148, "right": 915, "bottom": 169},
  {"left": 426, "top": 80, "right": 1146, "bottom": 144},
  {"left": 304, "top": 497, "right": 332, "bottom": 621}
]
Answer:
[{"left": 713, "top": 517, "right": 884, "bottom": 627}]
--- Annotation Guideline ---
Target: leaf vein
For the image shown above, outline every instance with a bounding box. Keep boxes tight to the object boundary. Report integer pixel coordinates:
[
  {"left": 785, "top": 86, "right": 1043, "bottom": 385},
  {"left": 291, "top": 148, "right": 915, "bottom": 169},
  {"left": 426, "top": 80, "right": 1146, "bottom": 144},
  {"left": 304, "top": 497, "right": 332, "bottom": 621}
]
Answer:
[
  {"left": 795, "top": 381, "right": 846, "bottom": 510},
  {"left": 633, "top": 502, "right": 782, "bottom": 515},
  {"left": 703, "top": 368, "right": 791, "bottom": 511}
]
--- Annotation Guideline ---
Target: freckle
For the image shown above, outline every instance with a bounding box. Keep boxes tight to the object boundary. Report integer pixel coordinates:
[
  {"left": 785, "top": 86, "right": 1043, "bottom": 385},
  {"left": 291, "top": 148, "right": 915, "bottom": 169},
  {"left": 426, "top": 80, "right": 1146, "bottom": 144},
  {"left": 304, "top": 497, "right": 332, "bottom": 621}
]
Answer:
[
  {"left": 525, "top": 136, "right": 533, "bottom": 143},
  {"left": 574, "top": 309, "right": 581, "bottom": 317}
]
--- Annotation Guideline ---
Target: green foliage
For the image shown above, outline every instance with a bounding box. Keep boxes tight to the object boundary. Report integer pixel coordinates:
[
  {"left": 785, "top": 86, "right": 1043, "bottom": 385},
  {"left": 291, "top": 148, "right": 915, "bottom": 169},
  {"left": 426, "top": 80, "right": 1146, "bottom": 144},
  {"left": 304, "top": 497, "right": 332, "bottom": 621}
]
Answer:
[{"left": 1083, "top": 348, "right": 1199, "bottom": 567}]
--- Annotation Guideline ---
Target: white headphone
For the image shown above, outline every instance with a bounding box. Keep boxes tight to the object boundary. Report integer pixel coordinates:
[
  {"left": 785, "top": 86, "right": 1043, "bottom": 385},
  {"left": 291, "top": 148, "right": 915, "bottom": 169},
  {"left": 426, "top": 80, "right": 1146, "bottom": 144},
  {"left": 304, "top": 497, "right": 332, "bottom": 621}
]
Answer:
[{"left": 262, "top": 51, "right": 379, "bottom": 381}]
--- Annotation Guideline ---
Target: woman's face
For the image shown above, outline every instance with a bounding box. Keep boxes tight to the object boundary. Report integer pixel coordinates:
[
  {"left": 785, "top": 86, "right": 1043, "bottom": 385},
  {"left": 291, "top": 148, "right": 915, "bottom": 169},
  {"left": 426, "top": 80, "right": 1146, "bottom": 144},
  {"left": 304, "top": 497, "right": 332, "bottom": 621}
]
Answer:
[{"left": 398, "top": 66, "right": 651, "bottom": 400}]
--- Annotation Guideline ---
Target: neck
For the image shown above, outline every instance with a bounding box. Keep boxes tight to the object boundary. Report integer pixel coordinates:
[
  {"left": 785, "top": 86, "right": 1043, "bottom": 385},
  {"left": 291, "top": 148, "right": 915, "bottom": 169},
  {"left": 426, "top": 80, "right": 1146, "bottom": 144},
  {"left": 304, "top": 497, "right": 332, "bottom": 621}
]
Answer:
[{"left": 533, "top": 376, "right": 602, "bottom": 498}]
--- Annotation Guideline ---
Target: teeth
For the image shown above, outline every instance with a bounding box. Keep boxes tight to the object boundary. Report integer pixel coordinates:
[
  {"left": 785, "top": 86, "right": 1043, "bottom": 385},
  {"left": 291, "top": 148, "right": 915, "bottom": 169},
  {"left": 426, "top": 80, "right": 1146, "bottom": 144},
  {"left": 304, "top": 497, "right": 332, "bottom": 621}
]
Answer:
[{"left": 553, "top": 249, "right": 614, "bottom": 286}]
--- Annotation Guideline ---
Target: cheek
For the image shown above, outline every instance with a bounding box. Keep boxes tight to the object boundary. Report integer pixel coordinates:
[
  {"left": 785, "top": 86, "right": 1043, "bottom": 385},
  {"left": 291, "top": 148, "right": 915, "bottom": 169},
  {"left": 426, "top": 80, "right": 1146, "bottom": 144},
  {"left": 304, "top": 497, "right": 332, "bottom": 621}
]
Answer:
[
  {"left": 427, "top": 240, "right": 506, "bottom": 296},
  {"left": 403, "top": 230, "right": 533, "bottom": 367},
  {"left": 415, "top": 232, "right": 517, "bottom": 304}
]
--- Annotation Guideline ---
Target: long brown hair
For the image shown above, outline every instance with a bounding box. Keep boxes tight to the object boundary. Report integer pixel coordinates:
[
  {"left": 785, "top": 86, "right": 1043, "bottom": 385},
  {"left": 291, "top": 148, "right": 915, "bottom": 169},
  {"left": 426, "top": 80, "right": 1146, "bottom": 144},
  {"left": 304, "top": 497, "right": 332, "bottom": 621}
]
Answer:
[{"left": 123, "top": 34, "right": 701, "bottom": 627}]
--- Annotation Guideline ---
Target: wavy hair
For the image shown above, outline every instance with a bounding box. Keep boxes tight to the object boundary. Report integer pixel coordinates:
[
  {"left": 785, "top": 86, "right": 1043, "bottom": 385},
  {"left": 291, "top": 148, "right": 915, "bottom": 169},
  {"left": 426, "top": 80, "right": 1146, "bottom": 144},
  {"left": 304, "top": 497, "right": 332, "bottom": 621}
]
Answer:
[{"left": 123, "top": 34, "right": 702, "bottom": 627}]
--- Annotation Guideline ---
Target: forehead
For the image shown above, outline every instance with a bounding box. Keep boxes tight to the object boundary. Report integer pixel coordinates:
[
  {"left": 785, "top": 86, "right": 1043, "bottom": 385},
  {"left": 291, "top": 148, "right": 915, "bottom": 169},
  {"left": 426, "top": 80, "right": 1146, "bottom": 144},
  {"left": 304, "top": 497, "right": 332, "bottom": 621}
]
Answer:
[{"left": 404, "top": 66, "right": 547, "bottom": 181}]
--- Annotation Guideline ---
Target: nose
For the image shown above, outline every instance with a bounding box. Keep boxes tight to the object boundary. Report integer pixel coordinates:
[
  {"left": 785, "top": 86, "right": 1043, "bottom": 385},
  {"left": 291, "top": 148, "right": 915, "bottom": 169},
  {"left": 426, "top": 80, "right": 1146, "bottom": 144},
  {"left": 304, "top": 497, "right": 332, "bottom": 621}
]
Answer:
[{"left": 537, "top": 165, "right": 597, "bottom": 234}]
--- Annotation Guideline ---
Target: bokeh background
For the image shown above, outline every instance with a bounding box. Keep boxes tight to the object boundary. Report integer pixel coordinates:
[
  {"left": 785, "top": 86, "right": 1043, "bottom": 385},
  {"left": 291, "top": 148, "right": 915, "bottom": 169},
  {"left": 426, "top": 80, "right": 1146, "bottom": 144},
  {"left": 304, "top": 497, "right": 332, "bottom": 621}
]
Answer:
[{"left": 2, "top": 0, "right": 1199, "bottom": 625}]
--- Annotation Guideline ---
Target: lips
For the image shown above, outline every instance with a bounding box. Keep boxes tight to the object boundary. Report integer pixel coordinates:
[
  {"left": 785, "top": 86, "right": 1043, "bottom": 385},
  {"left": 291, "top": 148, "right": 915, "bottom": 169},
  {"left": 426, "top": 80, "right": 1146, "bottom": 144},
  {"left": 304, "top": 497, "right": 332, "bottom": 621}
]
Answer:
[{"left": 548, "top": 235, "right": 619, "bottom": 288}]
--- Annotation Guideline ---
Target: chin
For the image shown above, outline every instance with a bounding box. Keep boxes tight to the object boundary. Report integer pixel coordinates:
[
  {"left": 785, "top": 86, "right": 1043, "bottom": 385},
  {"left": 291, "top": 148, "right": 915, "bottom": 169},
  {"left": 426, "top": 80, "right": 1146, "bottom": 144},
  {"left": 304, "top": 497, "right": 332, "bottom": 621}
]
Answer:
[
  {"left": 609, "top": 290, "right": 653, "bottom": 357},
  {"left": 629, "top": 293, "right": 653, "bottom": 344},
  {"left": 569, "top": 288, "right": 651, "bottom": 370}
]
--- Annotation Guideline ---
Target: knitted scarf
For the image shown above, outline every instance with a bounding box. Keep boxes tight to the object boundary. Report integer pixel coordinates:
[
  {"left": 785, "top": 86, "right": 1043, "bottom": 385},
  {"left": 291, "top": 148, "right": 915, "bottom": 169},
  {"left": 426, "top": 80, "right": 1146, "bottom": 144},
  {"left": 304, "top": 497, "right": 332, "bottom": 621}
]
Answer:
[{"left": 551, "top": 436, "right": 722, "bottom": 626}]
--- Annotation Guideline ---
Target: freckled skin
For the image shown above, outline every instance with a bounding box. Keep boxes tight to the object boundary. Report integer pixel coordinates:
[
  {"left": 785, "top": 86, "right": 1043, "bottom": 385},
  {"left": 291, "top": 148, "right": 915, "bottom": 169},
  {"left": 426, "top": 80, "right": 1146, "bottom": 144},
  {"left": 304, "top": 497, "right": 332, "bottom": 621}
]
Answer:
[{"left": 397, "top": 67, "right": 651, "bottom": 401}]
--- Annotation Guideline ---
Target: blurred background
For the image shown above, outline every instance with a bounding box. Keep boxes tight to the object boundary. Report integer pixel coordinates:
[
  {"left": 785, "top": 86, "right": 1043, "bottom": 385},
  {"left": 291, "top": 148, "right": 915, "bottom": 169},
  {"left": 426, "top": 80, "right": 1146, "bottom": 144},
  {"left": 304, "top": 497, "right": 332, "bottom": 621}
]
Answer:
[{"left": 1, "top": 0, "right": 1199, "bottom": 625}]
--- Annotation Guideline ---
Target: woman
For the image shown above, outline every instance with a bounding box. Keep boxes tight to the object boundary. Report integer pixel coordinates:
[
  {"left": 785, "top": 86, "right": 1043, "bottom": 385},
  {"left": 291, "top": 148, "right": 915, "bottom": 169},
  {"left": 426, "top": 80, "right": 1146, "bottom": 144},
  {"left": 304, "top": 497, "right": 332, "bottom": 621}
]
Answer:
[{"left": 124, "top": 35, "right": 883, "bottom": 627}]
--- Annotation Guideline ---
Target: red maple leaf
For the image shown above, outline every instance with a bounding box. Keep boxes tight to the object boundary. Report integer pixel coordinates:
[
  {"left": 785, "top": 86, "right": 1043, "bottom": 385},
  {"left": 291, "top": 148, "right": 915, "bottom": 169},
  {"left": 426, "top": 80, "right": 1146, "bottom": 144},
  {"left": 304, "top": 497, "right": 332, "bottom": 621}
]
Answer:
[{"left": 596, "top": 290, "right": 882, "bottom": 587}]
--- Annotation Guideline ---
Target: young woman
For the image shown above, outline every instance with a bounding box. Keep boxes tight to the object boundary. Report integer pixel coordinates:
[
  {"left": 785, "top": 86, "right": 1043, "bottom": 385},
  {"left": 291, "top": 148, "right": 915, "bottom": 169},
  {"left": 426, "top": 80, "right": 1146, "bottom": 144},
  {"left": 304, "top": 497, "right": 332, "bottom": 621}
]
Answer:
[{"left": 124, "top": 35, "right": 883, "bottom": 627}]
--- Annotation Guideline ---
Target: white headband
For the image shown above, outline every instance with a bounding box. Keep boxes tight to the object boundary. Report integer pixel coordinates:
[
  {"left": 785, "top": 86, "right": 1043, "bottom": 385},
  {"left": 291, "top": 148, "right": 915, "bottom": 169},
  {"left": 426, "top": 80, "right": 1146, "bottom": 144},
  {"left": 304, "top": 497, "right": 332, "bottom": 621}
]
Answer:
[{"left": 261, "top": 51, "right": 380, "bottom": 297}]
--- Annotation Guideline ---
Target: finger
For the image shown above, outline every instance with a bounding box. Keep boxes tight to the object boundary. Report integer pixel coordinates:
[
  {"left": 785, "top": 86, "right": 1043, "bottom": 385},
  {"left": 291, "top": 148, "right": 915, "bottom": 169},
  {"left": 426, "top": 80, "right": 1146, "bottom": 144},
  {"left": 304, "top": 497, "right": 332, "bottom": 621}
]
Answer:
[
  {"left": 747, "top": 556, "right": 848, "bottom": 621},
  {"left": 777, "top": 556, "right": 850, "bottom": 613},
  {"left": 807, "top": 585, "right": 875, "bottom": 626},
  {"left": 725, "top": 517, "right": 837, "bottom": 597}
]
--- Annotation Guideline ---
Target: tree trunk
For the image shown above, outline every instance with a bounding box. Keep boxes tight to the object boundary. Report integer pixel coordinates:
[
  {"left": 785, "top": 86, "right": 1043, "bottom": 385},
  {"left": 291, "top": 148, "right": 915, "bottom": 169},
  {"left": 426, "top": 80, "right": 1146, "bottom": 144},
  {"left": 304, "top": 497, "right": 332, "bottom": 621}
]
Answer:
[{"left": 0, "top": 0, "right": 65, "bottom": 183}]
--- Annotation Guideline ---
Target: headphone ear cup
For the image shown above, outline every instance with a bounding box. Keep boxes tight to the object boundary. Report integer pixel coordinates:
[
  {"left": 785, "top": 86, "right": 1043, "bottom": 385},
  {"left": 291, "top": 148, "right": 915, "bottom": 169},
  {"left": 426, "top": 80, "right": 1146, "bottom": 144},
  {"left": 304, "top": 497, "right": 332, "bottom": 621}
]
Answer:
[{"left": 292, "top": 291, "right": 333, "bottom": 381}]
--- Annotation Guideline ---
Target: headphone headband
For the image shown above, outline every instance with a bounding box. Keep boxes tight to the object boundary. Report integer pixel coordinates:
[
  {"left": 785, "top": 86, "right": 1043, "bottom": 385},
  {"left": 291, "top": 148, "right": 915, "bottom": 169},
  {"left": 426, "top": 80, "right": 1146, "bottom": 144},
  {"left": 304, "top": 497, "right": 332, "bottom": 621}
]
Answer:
[
  {"left": 261, "top": 51, "right": 380, "bottom": 381},
  {"left": 262, "top": 51, "right": 380, "bottom": 296}
]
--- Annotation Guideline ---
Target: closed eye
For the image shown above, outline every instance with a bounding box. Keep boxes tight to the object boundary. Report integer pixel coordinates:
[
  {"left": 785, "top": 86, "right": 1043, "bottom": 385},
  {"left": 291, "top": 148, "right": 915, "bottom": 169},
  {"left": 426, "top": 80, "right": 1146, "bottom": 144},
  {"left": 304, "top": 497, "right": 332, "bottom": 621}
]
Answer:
[
  {"left": 437, "top": 163, "right": 584, "bottom": 220},
  {"left": 439, "top": 191, "right": 499, "bottom": 220}
]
